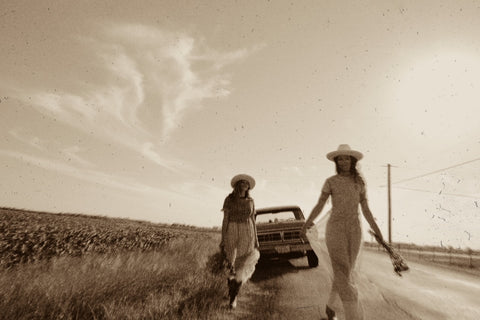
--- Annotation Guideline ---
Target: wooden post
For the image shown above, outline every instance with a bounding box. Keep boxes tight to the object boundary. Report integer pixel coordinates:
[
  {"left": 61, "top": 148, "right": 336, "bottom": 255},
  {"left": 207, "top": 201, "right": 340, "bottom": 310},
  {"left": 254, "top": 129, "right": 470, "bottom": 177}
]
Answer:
[{"left": 388, "top": 164, "right": 392, "bottom": 244}]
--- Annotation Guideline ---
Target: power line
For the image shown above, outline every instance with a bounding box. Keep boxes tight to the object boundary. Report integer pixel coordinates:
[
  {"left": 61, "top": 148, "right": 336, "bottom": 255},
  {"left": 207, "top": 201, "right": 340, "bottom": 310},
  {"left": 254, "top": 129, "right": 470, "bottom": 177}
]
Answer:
[
  {"left": 391, "top": 157, "right": 480, "bottom": 185},
  {"left": 392, "top": 186, "right": 479, "bottom": 199}
]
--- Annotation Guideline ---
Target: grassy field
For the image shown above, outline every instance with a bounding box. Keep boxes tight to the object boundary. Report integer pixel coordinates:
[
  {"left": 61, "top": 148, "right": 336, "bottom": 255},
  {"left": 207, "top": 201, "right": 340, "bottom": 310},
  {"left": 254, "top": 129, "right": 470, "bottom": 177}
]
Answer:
[{"left": 0, "top": 207, "right": 267, "bottom": 320}]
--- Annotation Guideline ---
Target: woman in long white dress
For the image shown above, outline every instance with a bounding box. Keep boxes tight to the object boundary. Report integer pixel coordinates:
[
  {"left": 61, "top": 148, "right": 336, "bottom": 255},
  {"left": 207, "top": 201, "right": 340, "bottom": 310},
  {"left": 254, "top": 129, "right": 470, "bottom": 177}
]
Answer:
[
  {"left": 220, "top": 174, "right": 260, "bottom": 309},
  {"left": 302, "top": 145, "right": 384, "bottom": 320}
]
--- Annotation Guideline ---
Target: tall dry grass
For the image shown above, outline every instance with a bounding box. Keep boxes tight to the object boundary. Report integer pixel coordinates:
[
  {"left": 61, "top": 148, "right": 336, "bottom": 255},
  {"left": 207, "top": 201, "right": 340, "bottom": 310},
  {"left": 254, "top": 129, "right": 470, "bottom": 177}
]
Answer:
[{"left": 0, "top": 235, "right": 234, "bottom": 320}]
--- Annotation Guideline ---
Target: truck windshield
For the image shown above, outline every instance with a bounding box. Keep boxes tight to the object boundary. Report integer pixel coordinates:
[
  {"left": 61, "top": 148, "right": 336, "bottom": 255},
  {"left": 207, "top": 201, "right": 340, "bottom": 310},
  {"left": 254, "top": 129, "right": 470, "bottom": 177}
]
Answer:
[{"left": 255, "top": 210, "right": 298, "bottom": 224}]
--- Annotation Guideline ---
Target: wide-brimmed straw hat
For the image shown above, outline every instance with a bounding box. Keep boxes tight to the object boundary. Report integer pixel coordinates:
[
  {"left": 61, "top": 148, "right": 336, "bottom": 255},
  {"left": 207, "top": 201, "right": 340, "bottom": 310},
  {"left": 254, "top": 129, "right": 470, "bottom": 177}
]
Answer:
[
  {"left": 326, "top": 144, "right": 363, "bottom": 161},
  {"left": 230, "top": 174, "right": 256, "bottom": 189}
]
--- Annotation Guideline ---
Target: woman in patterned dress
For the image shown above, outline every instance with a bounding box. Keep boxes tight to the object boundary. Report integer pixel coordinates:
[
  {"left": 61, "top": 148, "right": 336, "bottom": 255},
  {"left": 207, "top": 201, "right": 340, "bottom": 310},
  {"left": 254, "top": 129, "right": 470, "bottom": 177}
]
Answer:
[
  {"left": 220, "top": 174, "right": 260, "bottom": 309},
  {"left": 302, "top": 145, "right": 384, "bottom": 320}
]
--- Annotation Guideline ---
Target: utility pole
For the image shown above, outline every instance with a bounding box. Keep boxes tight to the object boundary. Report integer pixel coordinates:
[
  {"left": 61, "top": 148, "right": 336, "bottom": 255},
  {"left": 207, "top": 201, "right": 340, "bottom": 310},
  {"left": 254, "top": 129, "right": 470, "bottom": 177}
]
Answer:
[{"left": 387, "top": 164, "right": 392, "bottom": 244}]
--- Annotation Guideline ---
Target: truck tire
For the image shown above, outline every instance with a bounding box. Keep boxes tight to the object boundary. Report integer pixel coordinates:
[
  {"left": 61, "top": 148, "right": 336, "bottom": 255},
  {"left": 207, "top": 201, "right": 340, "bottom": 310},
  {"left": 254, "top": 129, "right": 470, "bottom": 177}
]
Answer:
[{"left": 307, "top": 250, "right": 318, "bottom": 267}]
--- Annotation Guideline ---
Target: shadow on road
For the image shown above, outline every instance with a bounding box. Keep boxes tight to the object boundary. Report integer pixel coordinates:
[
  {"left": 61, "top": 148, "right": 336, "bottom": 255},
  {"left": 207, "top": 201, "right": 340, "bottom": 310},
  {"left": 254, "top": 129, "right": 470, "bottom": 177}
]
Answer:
[{"left": 251, "top": 257, "right": 311, "bottom": 282}]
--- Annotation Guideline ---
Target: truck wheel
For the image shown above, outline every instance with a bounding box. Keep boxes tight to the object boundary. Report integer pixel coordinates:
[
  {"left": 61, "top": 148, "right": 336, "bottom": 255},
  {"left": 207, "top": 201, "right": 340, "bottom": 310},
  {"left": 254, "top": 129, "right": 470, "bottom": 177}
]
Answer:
[{"left": 307, "top": 250, "right": 318, "bottom": 267}]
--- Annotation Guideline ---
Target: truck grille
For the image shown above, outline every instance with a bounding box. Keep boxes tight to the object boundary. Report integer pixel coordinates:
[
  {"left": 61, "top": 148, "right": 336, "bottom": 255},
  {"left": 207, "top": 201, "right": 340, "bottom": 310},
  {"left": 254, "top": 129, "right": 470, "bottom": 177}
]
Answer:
[
  {"left": 283, "top": 230, "right": 301, "bottom": 240},
  {"left": 258, "top": 233, "right": 282, "bottom": 242},
  {"left": 258, "top": 230, "right": 301, "bottom": 242}
]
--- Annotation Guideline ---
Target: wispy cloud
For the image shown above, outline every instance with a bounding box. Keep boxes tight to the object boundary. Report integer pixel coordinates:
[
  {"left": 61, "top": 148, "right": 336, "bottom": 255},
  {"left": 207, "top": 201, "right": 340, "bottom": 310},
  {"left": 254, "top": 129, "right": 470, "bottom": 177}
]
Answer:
[
  {"left": 9, "top": 129, "right": 94, "bottom": 169},
  {"left": 141, "top": 142, "right": 190, "bottom": 173},
  {"left": 17, "top": 23, "right": 256, "bottom": 171},
  {"left": 0, "top": 149, "right": 170, "bottom": 196},
  {"left": 102, "top": 23, "right": 254, "bottom": 139},
  {"left": 61, "top": 146, "right": 94, "bottom": 168},
  {"left": 9, "top": 129, "right": 46, "bottom": 151}
]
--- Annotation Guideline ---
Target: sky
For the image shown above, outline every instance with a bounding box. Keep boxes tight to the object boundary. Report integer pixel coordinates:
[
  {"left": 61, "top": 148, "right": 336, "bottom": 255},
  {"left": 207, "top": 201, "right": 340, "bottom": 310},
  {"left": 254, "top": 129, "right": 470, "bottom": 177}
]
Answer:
[{"left": 1, "top": 0, "right": 479, "bottom": 249}]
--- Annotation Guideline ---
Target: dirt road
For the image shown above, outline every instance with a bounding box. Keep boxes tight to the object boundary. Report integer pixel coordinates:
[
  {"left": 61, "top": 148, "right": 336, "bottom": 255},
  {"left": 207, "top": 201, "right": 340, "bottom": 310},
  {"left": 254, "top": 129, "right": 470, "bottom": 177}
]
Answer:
[{"left": 250, "top": 249, "right": 480, "bottom": 320}]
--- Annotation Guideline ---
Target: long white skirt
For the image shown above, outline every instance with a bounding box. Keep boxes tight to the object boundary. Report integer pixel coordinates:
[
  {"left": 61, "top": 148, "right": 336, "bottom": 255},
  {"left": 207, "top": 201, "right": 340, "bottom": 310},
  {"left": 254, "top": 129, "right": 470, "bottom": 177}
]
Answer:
[{"left": 224, "top": 219, "right": 260, "bottom": 283}]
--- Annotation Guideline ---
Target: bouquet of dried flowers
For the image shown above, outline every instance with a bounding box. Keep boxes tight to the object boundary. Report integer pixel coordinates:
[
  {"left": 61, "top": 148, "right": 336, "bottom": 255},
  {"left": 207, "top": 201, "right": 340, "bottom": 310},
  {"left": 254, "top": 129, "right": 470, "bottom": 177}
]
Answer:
[{"left": 369, "top": 230, "right": 409, "bottom": 277}]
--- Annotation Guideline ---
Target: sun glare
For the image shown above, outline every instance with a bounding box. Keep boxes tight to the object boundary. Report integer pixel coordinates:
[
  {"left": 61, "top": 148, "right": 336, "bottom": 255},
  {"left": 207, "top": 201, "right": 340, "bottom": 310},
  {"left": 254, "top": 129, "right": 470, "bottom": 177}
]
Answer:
[{"left": 392, "top": 51, "right": 480, "bottom": 141}]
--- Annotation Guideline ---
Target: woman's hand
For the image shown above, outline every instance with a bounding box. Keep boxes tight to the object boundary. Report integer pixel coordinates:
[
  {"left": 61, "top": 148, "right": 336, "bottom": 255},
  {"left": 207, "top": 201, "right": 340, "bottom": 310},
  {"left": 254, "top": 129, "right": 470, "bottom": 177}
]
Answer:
[
  {"left": 304, "top": 220, "right": 314, "bottom": 229},
  {"left": 219, "top": 241, "right": 225, "bottom": 253},
  {"left": 301, "top": 220, "right": 313, "bottom": 237}
]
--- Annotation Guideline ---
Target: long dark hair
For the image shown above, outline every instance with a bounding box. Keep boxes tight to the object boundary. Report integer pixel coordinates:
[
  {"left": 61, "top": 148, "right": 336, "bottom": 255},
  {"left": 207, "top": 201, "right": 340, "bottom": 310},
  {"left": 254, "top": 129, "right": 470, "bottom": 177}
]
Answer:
[
  {"left": 230, "top": 181, "right": 250, "bottom": 199},
  {"left": 334, "top": 156, "right": 365, "bottom": 186}
]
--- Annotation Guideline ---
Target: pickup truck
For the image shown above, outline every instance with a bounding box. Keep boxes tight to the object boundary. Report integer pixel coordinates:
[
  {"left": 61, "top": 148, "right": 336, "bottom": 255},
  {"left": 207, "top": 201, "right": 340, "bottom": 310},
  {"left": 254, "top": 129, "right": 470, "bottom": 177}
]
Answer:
[{"left": 255, "top": 205, "right": 318, "bottom": 267}]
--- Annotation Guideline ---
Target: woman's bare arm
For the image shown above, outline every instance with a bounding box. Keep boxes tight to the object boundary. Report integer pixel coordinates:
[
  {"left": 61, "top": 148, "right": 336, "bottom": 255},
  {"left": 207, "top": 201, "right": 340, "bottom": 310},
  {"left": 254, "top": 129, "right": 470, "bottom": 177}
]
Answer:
[
  {"left": 251, "top": 200, "right": 259, "bottom": 248},
  {"left": 251, "top": 214, "right": 259, "bottom": 248},
  {"left": 221, "top": 210, "right": 229, "bottom": 248},
  {"left": 302, "top": 192, "right": 329, "bottom": 233},
  {"left": 360, "top": 198, "right": 384, "bottom": 241}
]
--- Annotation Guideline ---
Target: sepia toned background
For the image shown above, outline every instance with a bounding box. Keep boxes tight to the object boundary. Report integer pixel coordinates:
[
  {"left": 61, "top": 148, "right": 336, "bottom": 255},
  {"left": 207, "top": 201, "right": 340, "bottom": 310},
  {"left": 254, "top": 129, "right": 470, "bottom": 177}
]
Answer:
[{"left": 1, "top": 0, "right": 479, "bottom": 249}]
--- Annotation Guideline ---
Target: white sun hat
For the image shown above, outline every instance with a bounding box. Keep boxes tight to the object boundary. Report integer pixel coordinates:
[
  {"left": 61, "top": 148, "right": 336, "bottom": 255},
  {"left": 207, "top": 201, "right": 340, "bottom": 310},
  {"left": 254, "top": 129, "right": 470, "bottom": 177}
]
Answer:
[
  {"left": 326, "top": 144, "right": 363, "bottom": 161},
  {"left": 230, "top": 174, "right": 256, "bottom": 189}
]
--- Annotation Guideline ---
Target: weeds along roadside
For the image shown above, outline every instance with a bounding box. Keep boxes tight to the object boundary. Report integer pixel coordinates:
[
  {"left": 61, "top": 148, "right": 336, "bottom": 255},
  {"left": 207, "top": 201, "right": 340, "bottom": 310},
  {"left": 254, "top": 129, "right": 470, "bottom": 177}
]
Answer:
[
  {"left": 0, "top": 208, "right": 279, "bottom": 319},
  {"left": 0, "top": 233, "right": 241, "bottom": 320}
]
